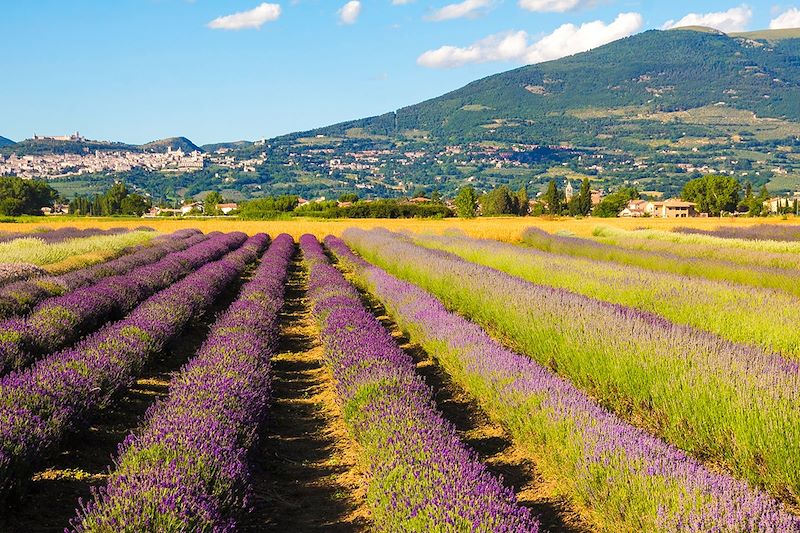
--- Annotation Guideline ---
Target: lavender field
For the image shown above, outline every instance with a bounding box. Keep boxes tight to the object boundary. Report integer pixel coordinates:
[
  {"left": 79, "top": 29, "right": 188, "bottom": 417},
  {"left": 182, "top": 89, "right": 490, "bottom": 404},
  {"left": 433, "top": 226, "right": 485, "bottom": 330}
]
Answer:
[{"left": 1, "top": 225, "right": 799, "bottom": 532}]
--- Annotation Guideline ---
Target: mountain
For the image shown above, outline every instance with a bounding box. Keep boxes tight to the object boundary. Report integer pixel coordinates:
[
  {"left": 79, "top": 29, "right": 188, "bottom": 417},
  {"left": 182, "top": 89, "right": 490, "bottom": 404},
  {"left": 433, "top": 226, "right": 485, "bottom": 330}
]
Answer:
[
  {"left": 292, "top": 28, "right": 800, "bottom": 145},
  {"left": 0, "top": 136, "right": 14, "bottom": 147},
  {"left": 140, "top": 136, "right": 202, "bottom": 153},
  {"left": 201, "top": 140, "right": 253, "bottom": 152}
]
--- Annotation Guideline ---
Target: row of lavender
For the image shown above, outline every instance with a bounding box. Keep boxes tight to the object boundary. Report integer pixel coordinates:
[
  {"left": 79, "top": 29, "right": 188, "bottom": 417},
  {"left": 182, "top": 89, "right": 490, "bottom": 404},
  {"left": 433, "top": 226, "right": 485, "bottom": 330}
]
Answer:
[
  {"left": 675, "top": 224, "right": 800, "bottom": 242},
  {"left": 302, "top": 234, "right": 538, "bottom": 532},
  {"left": 0, "top": 226, "right": 145, "bottom": 246},
  {"left": 0, "top": 263, "right": 48, "bottom": 287},
  {"left": 0, "top": 233, "right": 267, "bottom": 499},
  {"left": 0, "top": 228, "right": 204, "bottom": 319},
  {"left": 0, "top": 227, "right": 157, "bottom": 288},
  {"left": 331, "top": 232, "right": 800, "bottom": 532},
  {"left": 0, "top": 231, "right": 244, "bottom": 375},
  {"left": 522, "top": 226, "right": 800, "bottom": 297},
  {"left": 72, "top": 234, "right": 293, "bottom": 531}
]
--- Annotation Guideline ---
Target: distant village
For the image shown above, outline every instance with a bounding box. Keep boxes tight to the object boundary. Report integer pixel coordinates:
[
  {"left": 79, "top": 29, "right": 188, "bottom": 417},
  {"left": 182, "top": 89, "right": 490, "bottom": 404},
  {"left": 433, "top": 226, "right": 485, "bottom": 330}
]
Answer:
[
  {"left": 0, "top": 133, "right": 264, "bottom": 179},
  {"left": 1, "top": 133, "right": 796, "bottom": 218}
]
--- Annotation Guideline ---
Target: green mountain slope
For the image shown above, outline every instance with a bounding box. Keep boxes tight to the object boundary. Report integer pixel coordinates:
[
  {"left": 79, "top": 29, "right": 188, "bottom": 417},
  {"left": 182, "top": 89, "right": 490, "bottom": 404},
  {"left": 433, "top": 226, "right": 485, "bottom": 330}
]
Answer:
[
  {"left": 0, "top": 137, "right": 15, "bottom": 147},
  {"left": 201, "top": 140, "right": 253, "bottom": 152},
  {"left": 297, "top": 29, "right": 800, "bottom": 145}
]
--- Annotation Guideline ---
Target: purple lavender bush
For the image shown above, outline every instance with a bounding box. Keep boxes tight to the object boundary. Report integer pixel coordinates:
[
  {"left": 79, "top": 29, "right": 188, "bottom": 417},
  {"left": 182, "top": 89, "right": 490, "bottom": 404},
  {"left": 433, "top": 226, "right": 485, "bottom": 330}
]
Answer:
[
  {"left": 302, "top": 234, "right": 538, "bottom": 533},
  {"left": 71, "top": 234, "right": 293, "bottom": 532}
]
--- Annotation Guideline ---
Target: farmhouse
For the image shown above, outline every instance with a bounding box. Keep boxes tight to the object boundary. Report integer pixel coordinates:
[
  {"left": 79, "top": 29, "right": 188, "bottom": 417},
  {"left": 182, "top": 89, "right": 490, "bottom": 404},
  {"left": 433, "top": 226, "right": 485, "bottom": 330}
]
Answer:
[
  {"left": 216, "top": 203, "right": 239, "bottom": 215},
  {"left": 645, "top": 199, "right": 698, "bottom": 218},
  {"left": 619, "top": 199, "right": 648, "bottom": 217}
]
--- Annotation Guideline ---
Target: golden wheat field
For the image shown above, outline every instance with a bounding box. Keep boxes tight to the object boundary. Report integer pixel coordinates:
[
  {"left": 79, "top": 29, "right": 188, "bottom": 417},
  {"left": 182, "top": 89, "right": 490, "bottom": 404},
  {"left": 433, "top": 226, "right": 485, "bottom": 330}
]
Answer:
[{"left": 3, "top": 215, "right": 798, "bottom": 241}]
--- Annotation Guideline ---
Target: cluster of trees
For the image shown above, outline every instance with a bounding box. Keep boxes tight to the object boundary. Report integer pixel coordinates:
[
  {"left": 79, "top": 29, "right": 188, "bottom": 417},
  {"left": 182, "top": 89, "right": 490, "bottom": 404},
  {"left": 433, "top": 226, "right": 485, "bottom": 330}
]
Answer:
[
  {"left": 239, "top": 193, "right": 452, "bottom": 220},
  {"left": 540, "top": 179, "right": 594, "bottom": 216},
  {"left": 325, "top": 199, "right": 451, "bottom": 219},
  {"left": 454, "top": 185, "right": 530, "bottom": 218},
  {"left": 480, "top": 185, "right": 529, "bottom": 216},
  {"left": 452, "top": 175, "right": 780, "bottom": 219},
  {"left": 680, "top": 175, "right": 773, "bottom": 216},
  {"left": 69, "top": 182, "right": 151, "bottom": 216},
  {"left": 238, "top": 195, "right": 300, "bottom": 220},
  {"left": 455, "top": 179, "right": 594, "bottom": 219},
  {"left": 680, "top": 175, "right": 741, "bottom": 216},
  {"left": 0, "top": 177, "right": 58, "bottom": 216}
]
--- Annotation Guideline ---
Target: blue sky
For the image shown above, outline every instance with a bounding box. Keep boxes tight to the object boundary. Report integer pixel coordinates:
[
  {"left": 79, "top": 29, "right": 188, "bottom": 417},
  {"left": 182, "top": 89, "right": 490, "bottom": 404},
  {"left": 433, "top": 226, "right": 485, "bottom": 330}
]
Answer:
[{"left": 0, "top": 1, "right": 794, "bottom": 145}]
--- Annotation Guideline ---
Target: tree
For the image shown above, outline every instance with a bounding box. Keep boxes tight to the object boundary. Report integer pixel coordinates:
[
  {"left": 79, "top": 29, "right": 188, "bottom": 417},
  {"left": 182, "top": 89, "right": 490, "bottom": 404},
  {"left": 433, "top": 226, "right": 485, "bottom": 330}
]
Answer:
[
  {"left": 103, "top": 182, "right": 129, "bottom": 216},
  {"left": 578, "top": 178, "right": 592, "bottom": 216},
  {"left": 738, "top": 182, "right": 754, "bottom": 213},
  {"left": 454, "top": 185, "right": 479, "bottom": 218},
  {"left": 120, "top": 194, "right": 151, "bottom": 216},
  {"left": 542, "top": 179, "right": 561, "bottom": 215},
  {"left": 338, "top": 193, "right": 359, "bottom": 203},
  {"left": 516, "top": 186, "right": 529, "bottom": 216},
  {"left": 681, "top": 175, "right": 740, "bottom": 216},
  {"left": 481, "top": 186, "right": 517, "bottom": 216},
  {"left": 204, "top": 191, "right": 224, "bottom": 216}
]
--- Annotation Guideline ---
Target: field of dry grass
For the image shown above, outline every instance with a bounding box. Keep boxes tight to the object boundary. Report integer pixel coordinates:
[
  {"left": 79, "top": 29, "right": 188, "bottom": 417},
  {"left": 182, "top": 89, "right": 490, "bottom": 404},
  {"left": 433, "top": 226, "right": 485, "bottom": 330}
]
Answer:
[{"left": 4, "top": 215, "right": 799, "bottom": 242}]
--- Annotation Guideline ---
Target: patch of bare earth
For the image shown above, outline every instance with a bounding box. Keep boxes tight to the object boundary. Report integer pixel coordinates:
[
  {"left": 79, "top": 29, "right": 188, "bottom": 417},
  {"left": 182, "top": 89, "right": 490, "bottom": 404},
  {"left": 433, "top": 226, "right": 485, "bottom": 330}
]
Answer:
[{"left": 244, "top": 253, "right": 369, "bottom": 532}]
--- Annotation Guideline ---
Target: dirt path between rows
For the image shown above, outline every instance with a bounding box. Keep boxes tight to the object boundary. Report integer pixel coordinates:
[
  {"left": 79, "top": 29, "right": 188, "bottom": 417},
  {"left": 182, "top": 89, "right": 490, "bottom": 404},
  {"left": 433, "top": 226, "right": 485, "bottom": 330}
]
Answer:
[{"left": 244, "top": 251, "right": 370, "bottom": 532}]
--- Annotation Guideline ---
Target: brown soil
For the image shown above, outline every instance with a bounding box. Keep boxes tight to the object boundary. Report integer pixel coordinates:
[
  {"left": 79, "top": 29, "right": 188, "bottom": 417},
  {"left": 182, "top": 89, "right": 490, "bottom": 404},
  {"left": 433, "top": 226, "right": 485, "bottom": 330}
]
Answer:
[
  {"left": 352, "top": 279, "right": 593, "bottom": 533},
  {"left": 243, "top": 252, "right": 370, "bottom": 532},
  {"left": 0, "top": 268, "right": 249, "bottom": 533}
]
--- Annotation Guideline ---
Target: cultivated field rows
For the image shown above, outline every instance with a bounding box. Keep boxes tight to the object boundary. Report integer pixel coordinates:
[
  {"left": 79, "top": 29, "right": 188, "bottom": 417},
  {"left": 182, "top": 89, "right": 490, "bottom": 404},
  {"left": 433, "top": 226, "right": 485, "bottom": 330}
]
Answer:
[{"left": 0, "top": 225, "right": 799, "bottom": 532}]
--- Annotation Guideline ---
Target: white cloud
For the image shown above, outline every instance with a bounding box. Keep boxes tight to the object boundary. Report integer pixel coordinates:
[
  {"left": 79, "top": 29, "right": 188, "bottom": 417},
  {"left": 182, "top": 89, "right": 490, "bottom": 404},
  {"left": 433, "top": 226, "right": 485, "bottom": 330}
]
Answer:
[
  {"left": 392, "top": 0, "right": 414, "bottom": 4},
  {"left": 662, "top": 5, "right": 753, "bottom": 33},
  {"left": 418, "top": 12, "right": 642, "bottom": 68},
  {"left": 339, "top": 0, "right": 362, "bottom": 24},
  {"left": 426, "top": 0, "right": 492, "bottom": 21},
  {"left": 207, "top": 3, "right": 281, "bottom": 30},
  {"left": 770, "top": 7, "right": 800, "bottom": 29},
  {"left": 518, "top": 0, "right": 594, "bottom": 13}
]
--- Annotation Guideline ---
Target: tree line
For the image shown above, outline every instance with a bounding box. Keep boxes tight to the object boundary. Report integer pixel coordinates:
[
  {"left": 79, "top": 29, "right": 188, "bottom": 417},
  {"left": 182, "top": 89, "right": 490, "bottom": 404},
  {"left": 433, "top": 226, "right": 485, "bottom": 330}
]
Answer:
[
  {"left": 69, "top": 182, "right": 151, "bottom": 216},
  {"left": 453, "top": 179, "right": 593, "bottom": 218}
]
